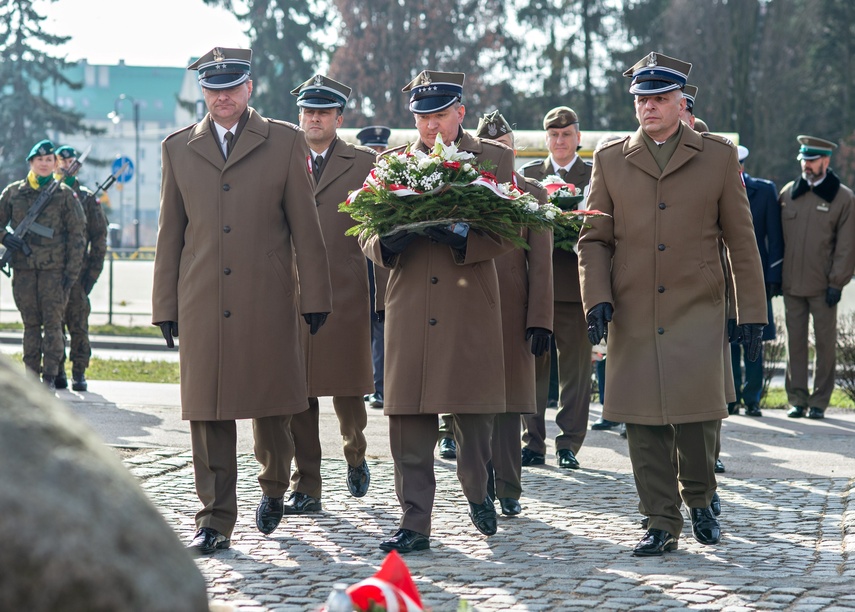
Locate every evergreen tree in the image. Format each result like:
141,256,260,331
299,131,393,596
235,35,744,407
0,0,96,186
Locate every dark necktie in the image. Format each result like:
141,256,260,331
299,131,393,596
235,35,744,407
313,154,324,180
224,131,234,158
558,168,569,182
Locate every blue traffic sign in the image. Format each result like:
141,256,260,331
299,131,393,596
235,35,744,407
112,156,135,183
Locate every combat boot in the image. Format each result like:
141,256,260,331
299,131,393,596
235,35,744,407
72,372,88,392
43,375,57,391
54,369,68,390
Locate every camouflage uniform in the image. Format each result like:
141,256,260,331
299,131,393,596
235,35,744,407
59,180,108,378
0,179,86,377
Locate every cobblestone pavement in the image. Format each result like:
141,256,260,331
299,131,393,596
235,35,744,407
125,448,855,611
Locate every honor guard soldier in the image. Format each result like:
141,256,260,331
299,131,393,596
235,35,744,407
53,145,108,392
519,105,598,469
780,136,855,419
579,52,767,556
269,75,376,525
0,139,86,390
476,110,554,517
152,47,332,555
356,125,392,409
362,70,516,553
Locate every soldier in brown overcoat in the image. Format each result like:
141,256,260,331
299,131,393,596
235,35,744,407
362,71,516,553
579,52,767,557
475,110,554,516
277,75,377,521
152,47,332,555
780,136,855,419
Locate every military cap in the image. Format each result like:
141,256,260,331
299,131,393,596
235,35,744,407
27,139,55,161
476,110,513,140
55,145,78,160
797,135,837,161
402,70,464,114
357,125,391,148
683,84,698,112
291,74,351,109
543,106,578,131
624,51,692,95
187,47,252,90
693,118,710,132
737,145,749,163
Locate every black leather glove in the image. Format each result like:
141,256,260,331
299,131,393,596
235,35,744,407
526,327,552,357
379,230,417,255
2,233,30,256
739,323,765,362
303,312,329,335
765,282,782,298
158,321,179,349
727,318,739,343
826,287,842,307
81,274,97,295
586,302,613,345
376,310,385,323
423,225,467,250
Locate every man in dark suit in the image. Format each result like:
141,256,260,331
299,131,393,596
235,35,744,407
728,145,784,418
520,106,598,471
152,47,332,555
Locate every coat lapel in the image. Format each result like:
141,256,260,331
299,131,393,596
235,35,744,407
624,128,661,179
661,126,702,179
223,109,268,171
187,118,225,171
315,137,354,196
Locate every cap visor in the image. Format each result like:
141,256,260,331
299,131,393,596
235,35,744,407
409,96,457,114
201,73,249,90
630,80,682,95
297,97,343,109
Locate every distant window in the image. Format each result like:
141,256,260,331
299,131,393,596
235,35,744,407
85,65,96,87
99,66,109,88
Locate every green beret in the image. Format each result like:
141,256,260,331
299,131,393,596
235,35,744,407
27,139,55,161
55,145,78,160
543,106,578,130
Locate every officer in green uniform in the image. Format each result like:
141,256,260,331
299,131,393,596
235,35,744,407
0,139,86,389
53,146,109,392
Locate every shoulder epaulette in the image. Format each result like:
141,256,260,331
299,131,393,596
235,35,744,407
597,137,625,151
520,159,544,169
701,132,734,147
164,123,196,142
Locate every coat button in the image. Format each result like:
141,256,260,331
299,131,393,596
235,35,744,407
222,184,230,192
431,277,438,284
657,327,664,334
224,268,231,275
223,226,231,233
224,310,231,318
659,202,666,209
658,286,665,293
429,318,437,325
658,244,665,251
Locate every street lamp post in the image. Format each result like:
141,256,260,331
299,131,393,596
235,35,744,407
108,94,141,249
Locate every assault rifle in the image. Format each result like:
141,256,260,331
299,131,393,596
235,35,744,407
78,160,128,216
0,148,90,277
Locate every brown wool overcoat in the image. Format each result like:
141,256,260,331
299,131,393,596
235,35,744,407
302,136,377,397
362,131,516,415
152,109,332,420
578,127,767,425
494,176,554,413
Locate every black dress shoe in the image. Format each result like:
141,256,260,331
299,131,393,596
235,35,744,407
808,407,825,419
727,402,740,415
744,403,762,417
469,498,498,535
187,527,230,555
690,506,721,545
521,447,545,466
55,370,68,390
438,437,457,459
591,417,622,431
632,529,678,556
347,460,371,497
255,495,284,534
711,492,721,517
379,528,430,553
557,448,580,470
714,458,726,473
788,405,806,418
367,392,383,408
71,374,88,392
282,491,322,514
498,497,521,516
